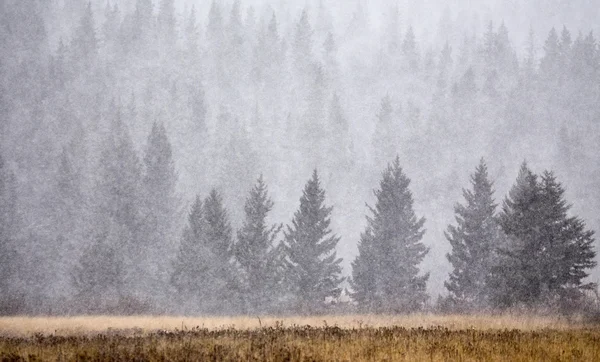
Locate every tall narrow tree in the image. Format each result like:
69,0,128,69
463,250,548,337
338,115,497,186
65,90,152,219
235,176,283,314
351,157,429,313
171,196,224,314
283,170,344,313
445,159,502,311
0,153,20,314
94,106,143,302
141,122,179,305
203,189,241,313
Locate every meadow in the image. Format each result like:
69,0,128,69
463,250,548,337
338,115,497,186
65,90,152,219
0,315,599,361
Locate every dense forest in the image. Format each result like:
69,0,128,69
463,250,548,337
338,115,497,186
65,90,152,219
0,0,599,315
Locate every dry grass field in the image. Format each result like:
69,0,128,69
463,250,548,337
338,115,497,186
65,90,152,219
0,315,599,361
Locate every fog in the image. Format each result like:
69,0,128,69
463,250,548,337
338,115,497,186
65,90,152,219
0,0,598,315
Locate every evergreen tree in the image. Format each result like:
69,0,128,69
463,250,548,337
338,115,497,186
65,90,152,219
492,163,597,309
283,170,344,313
131,0,154,50
445,159,502,311
0,153,20,314
235,176,284,314
558,26,572,69
293,8,313,74
157,0,176,48
540,27,560,81
351,157,429,313
490,163,539,308
207,0,224,46
71,2,97,68
171,196,224,314
102,1,120,46
402,26,418,71
140,122,179,304
49,146,86,305
184,5,199,57
203,189,241,313
95,106,144,299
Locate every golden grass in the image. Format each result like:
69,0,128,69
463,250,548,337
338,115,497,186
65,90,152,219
0,314,587,337
0,323,599,361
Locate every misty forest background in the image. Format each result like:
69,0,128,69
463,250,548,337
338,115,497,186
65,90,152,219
0,0,599,315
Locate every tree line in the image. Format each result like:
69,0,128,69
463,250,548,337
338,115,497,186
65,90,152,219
0,124,595,314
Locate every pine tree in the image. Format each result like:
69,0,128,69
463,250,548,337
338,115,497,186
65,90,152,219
351,157,429,313
539,27,560,81
203,189,241,313
235,176,284,314
171,196,224,314
0,153,20,314
537,171,596,302
184,5,199,57
207,0,224,46
445,159,502,311
132,0,154,50
491,162,539,308
157,0,176,48
492,163,597,309
140,122,179,304
50,146,86,305
102,1,120,46
283,170,343,313
71,2,97,68
402,26,418,71
95,105,143,300
293,8,313,74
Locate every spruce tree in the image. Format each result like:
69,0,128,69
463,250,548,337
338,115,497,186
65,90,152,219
491,162,540,308
402,26,419,71
184,5,199,57
141,122,179,304
540,27,560,81
351,157,429,313
283,170,344,313
537,171,596,301
235,176,283,314
203,189,242,313
492,163,597,309
445,159,502,311
0,153,19,314
94,105,143,301
157,0,176,48
71,2,97,68
171,196,223,314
